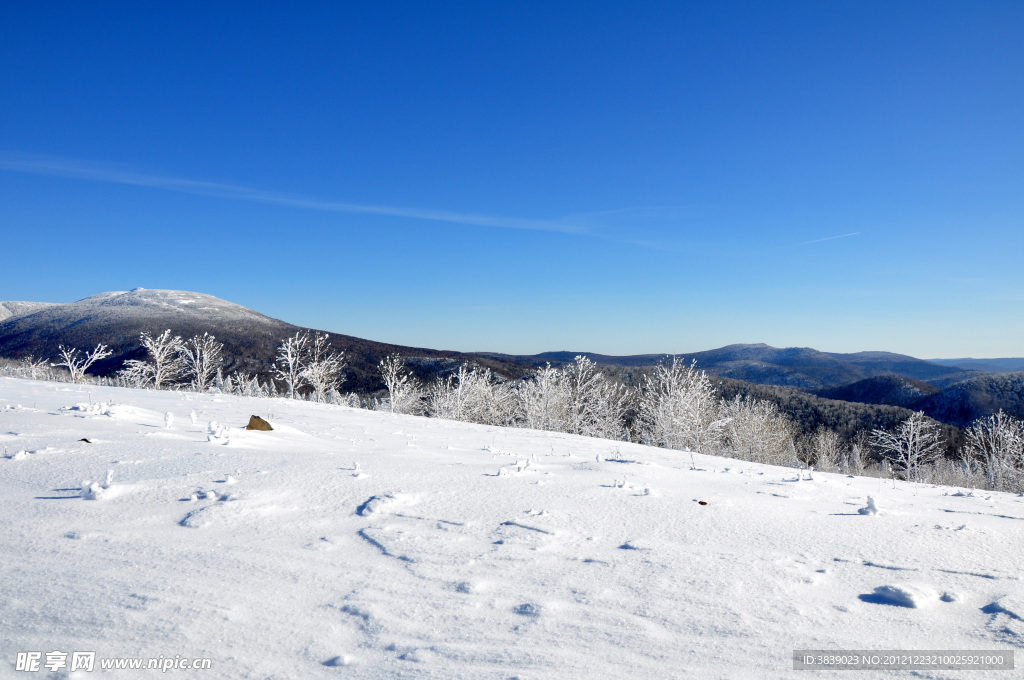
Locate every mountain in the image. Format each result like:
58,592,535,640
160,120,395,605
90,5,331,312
0,289,526,391
816,374,942,409
914,372,1024,427
812,373,1024,429
0,300,58,322
823,351,971,382
820,372,1024,436
930,357,1024,374
488,343,974,391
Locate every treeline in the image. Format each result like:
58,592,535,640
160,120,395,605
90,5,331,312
376,352,1021,492
4,331,1022,494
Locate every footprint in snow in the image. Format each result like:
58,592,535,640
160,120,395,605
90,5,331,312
323,655,354,666
356,492,419,516
452,580,487,594
306,536,341,551
513,603,541,617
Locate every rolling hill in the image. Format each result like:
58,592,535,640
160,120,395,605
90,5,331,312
914,372,1024,427
816,374,942,408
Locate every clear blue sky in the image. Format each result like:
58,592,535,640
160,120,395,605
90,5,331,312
2,1,1022,358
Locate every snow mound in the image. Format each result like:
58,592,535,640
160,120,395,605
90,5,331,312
80,481,106,500
59,402,161,423
103,404,160,420
207,422,310,448
858,496,880,515
60,402,106,414
867,583,939,608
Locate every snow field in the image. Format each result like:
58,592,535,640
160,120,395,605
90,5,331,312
1,377,1022,679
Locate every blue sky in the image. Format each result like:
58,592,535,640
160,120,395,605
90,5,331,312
1,2,1022,357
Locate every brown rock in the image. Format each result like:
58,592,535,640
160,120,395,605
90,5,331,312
246,415,273,431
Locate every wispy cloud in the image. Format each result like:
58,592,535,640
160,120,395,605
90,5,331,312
796,232,861,246
0,153,586,235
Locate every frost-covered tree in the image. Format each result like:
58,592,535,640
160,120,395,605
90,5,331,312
517,363,568,431
119,330,184,390
719,395,794,465
561,356,628,438
808,426,842,472
593,380,632,440
870,411,945,482
229,371,263,397
962,410,1024,493
379,353,421,415
21,355,51,380
300,332,346,403
426,364,516,426
844,443,866,475
55,343,113,383
141,330,184,389
427,365,472,421
273,331,310,399
178,333,223,392
562,356,604,436
636,358,722,454
467,368,517,426
117,360,151,389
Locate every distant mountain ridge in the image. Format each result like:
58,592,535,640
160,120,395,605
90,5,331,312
929,357,1024,374
2,289,1022,431
487,343,976,391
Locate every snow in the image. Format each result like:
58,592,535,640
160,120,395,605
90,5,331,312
1,376,1022,678
0,300,60,322
858,496,880,515
0,288,279,333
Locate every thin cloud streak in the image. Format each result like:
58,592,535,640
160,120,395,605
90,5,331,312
0,153,586,235
797,232,861,246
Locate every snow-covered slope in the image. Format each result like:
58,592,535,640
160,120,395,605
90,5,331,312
0,288,304,383
0,300,59,323
1,377,1021,678
0,288,281,331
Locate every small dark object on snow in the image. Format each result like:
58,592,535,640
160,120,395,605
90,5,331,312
246,415,273,431
78,438,91,443
698,500,708,506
